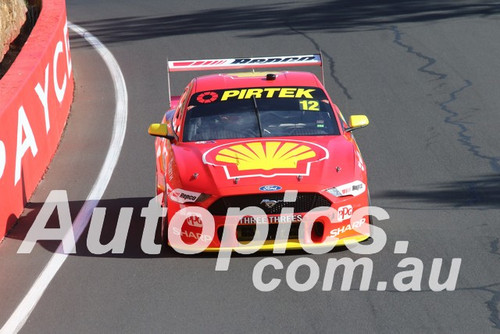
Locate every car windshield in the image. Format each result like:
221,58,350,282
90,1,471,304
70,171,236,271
183,86,340,142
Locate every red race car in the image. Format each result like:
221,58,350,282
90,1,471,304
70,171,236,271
148,54,371,252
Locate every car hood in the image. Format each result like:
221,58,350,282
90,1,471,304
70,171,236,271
172,136,361,196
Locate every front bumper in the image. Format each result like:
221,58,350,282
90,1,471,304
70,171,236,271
166,190,370,252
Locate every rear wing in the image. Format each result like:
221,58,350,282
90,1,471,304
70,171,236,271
166,54,324,108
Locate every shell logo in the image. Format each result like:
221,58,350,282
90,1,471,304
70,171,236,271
217,142,315,170
203,140,329,179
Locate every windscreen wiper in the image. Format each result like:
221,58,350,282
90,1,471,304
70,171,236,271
252,96,263,137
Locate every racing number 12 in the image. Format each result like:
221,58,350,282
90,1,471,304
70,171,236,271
299,100,319,111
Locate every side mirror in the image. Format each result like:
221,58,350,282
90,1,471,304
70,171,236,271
345,115,369,132
148,123,175,140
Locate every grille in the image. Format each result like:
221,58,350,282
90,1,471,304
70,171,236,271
208,192,331,216
236,223,301,242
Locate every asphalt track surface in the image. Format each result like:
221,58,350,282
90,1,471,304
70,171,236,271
1,0,500,333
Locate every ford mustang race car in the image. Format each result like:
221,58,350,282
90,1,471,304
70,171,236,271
148,54,371,252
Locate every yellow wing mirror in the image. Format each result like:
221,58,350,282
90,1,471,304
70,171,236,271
148,123,175,140
346,115,369,132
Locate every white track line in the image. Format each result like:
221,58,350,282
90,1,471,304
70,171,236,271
0,22,128,334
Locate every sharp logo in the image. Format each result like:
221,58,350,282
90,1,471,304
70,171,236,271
329,218,366,237
260,199,283,209
172,227,212,242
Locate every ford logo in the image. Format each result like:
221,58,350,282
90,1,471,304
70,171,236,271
259,185,282,192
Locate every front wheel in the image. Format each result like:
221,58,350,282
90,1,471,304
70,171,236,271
160,213,169,253
368,189,373,225
360,190,373,245
157,173,169,253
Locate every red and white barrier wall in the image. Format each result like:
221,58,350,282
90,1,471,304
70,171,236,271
0,0,73,239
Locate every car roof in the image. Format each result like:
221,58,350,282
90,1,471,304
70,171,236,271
192,71,323,93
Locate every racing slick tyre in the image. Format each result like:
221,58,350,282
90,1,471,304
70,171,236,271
368,189,373,225
361,190,373,245
156,174,169,254
160,214,169,254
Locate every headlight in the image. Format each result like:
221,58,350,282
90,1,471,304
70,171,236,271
169,188,211,203
325,181,366,197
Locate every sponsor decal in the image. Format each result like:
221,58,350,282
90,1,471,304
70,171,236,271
172,60,228,67
185,215,203,228
337,205,353,221
170,55,320,69
203,139,328,179
172,227,212,242
196,91,218,104
329,218,365,237
335,181,366,197
169,189,202,203
0,18,73,235
239,214,303,225
229,55,318,65
220,87,315,101
193,87,316,104
259,185,282,192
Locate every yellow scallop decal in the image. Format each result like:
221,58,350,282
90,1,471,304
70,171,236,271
203,140,328,179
